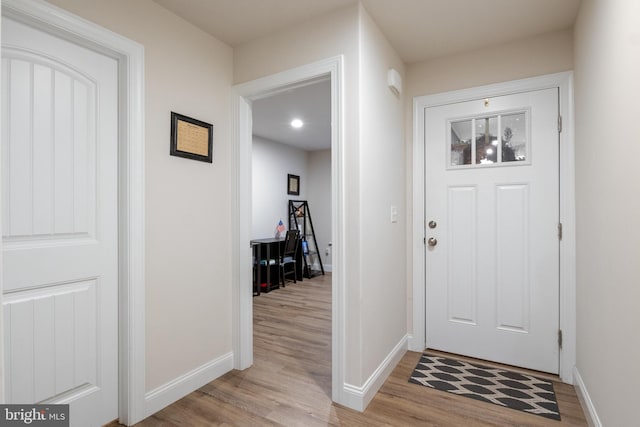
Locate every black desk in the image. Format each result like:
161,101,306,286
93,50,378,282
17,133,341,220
251,237,303,295
251,238,281,295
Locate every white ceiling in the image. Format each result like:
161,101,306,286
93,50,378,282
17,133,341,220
152,0,581,151
361,0,581,63
154,0,357,48
153,0,581,64
252,79,331,151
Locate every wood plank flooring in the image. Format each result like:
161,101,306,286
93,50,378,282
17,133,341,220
131,274,587,426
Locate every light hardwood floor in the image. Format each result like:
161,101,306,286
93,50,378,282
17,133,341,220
130,274,587,426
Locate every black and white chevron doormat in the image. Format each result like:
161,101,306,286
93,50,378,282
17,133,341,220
409,352,561,421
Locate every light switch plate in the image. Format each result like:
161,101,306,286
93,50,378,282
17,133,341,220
390,205,398,223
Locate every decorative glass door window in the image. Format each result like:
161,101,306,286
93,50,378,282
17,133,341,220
449,110,529,168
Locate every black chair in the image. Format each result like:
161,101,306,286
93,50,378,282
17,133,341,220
279,229,299,287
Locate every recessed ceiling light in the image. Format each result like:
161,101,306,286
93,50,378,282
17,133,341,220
291,118,303,128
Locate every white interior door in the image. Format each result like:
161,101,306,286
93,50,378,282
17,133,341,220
425,88,560,373
2,15,118,426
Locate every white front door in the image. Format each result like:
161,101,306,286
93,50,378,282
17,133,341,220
2,15,118,426
425,88,560,373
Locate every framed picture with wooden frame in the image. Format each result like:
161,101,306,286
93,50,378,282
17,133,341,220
170,112,213,163
287,174,300,195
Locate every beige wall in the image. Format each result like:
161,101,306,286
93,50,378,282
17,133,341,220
405,29,573,99
307,149,332,270
45,0,234,391
358,4,407,383
404,29,574,334
20,0,594,418
233,4,359,85
574,0,640,425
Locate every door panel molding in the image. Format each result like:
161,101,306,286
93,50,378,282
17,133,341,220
4,278,98,403
1,1,146,424
2,47,98,244
411,72,576,383
447,185,477,325
495,183,530,333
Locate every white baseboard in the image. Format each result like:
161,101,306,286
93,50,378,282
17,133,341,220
573,367,602,427
145,352,234,417
311,262,332,273
342,334,408,412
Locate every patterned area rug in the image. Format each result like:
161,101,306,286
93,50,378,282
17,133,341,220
409,352,561,421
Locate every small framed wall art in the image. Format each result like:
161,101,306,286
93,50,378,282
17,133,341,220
170,112,213,163
287,174,300,195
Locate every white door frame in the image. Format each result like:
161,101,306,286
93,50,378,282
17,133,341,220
0,1,146,424
231,56,347,404
410,72,576,383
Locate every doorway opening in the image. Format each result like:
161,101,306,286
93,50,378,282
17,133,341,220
251,78,333,396
232,56,346,405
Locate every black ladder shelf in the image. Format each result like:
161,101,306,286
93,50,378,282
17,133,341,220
288,200,325,278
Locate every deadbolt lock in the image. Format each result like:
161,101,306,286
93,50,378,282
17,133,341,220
428,220,437,229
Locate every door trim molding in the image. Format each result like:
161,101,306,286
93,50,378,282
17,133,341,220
231,55,347,404
0,1,146,423
411,72,576,383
